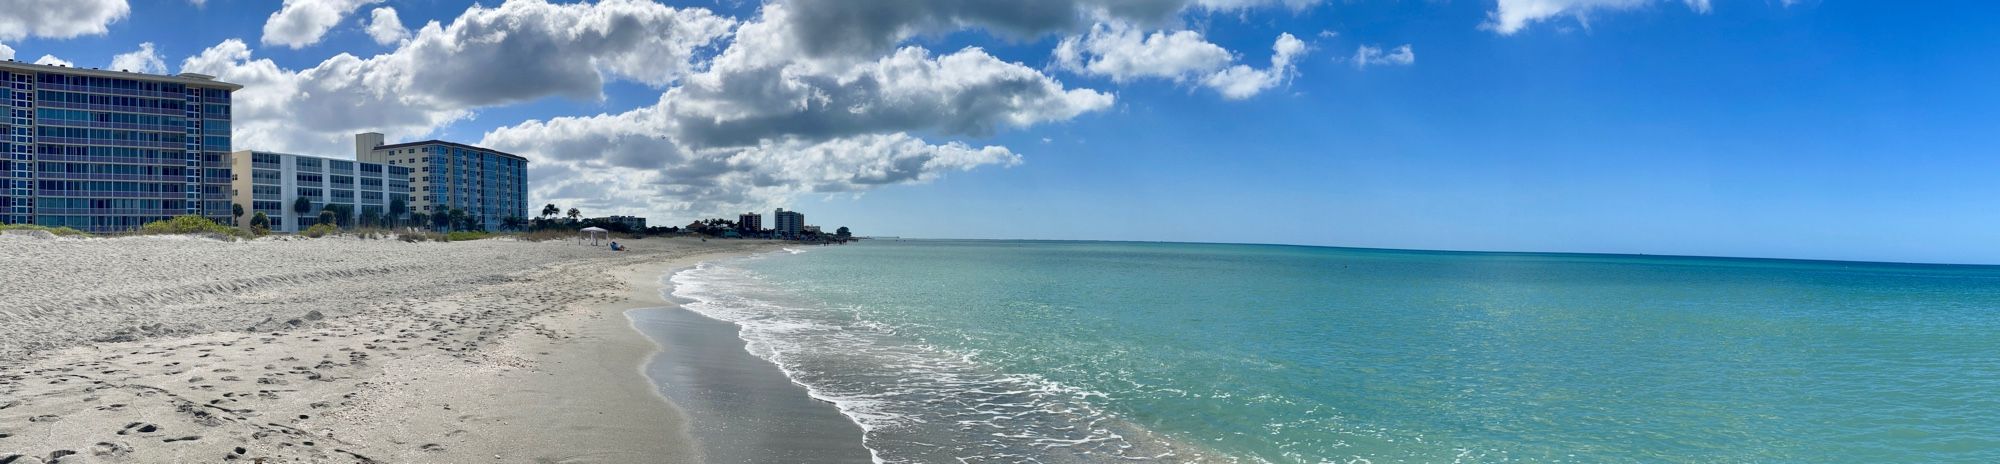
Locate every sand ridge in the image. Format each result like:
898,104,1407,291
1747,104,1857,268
0,235,777,463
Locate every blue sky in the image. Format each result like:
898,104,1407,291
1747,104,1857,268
5,0,1999,264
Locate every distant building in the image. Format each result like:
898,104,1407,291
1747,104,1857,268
1,61,241,232
356,133,527,231
738,212,762,231
592,215,646,230
228,150,411,232
803,225,821,235
773,208,804,237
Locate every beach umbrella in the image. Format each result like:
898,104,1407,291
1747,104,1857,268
581,226,609,246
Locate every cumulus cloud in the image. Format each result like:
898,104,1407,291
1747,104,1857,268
364,7,409,46
1054,22,1308,98
779,0,1321,58
109,42,166,74
262,0,383,48
183,0,737,155
1199,32,1306,99
0,43,12,61
1351,44,1414,69
1054,22,1233,83
1486,0,1712,35
34,55,73,67
0,0,129,41
479,4,1113,217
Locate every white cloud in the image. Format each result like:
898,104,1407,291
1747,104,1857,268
1054,22,1309,98
1486,0,1712,35
109,42,166,74
478,4,1113,217
34,54,73,67
1054,22,1233,83
778,0,1322,58
364,7,409,46
1351,44,1414,69
184,0,737,155
0,0,129,41
0,43,13,61
189,0,205,6
1199,32,1306,99
261,0,383,49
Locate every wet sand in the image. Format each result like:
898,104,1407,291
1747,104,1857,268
629,304,875,464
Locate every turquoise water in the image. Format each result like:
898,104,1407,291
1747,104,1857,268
671,240,2000,463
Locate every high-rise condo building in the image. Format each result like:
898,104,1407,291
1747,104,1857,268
738,212,762,231
774,208,804,237
354,133,527,231
1,61,240,232
228,150,412,232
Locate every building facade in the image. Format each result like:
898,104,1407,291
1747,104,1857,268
356,133,527,231
228,150,411,232
1,61,239,232
738,212,762,231
774,208,804,237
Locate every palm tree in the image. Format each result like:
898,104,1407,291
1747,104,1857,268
541,204,560,219
360,210,382,229
566,207,581,223
293,197,314,225
501,216,527,231
410,212,430,230
388,198,407,228
432,209,453,231
231,203,244,227
249,212,270,232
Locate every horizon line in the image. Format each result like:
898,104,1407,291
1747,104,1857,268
852,237,2000,269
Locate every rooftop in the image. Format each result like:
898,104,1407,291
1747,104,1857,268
371,139,529,162
0,60,244,91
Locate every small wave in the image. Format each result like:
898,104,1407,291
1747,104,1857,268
669,258,1215,463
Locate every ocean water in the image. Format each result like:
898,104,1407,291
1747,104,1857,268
669,240,2000,463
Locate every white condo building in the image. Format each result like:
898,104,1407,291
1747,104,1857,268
228,150,411,232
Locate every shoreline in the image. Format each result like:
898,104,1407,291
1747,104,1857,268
613,257,874,463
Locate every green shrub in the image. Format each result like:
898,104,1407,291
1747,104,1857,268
302,223,339,238
137,215,243,238
445,231,491,241
0,223,90,237
396,230,448,242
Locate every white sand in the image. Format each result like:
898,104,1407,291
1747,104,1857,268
0,234,777,463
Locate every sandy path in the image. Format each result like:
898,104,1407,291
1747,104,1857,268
0,235,776,463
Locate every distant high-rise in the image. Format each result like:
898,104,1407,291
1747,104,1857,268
355,133,527,231
774,208,804,237
739,212,762,231
1,61,240,232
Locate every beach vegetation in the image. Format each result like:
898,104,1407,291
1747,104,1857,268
318,210,338,229
249,212,271,235
446,231,492,241
137,215,246,239
293,197,313,218
302,222,339,238
0,223,91,237
396,230,448,242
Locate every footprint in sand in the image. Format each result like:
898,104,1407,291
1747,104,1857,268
117,422,161,436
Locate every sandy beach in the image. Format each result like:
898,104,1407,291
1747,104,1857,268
0,234,851,463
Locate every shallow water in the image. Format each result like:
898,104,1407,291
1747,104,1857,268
672,240,2000,463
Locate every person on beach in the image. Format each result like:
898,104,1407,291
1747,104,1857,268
610,241,624,251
